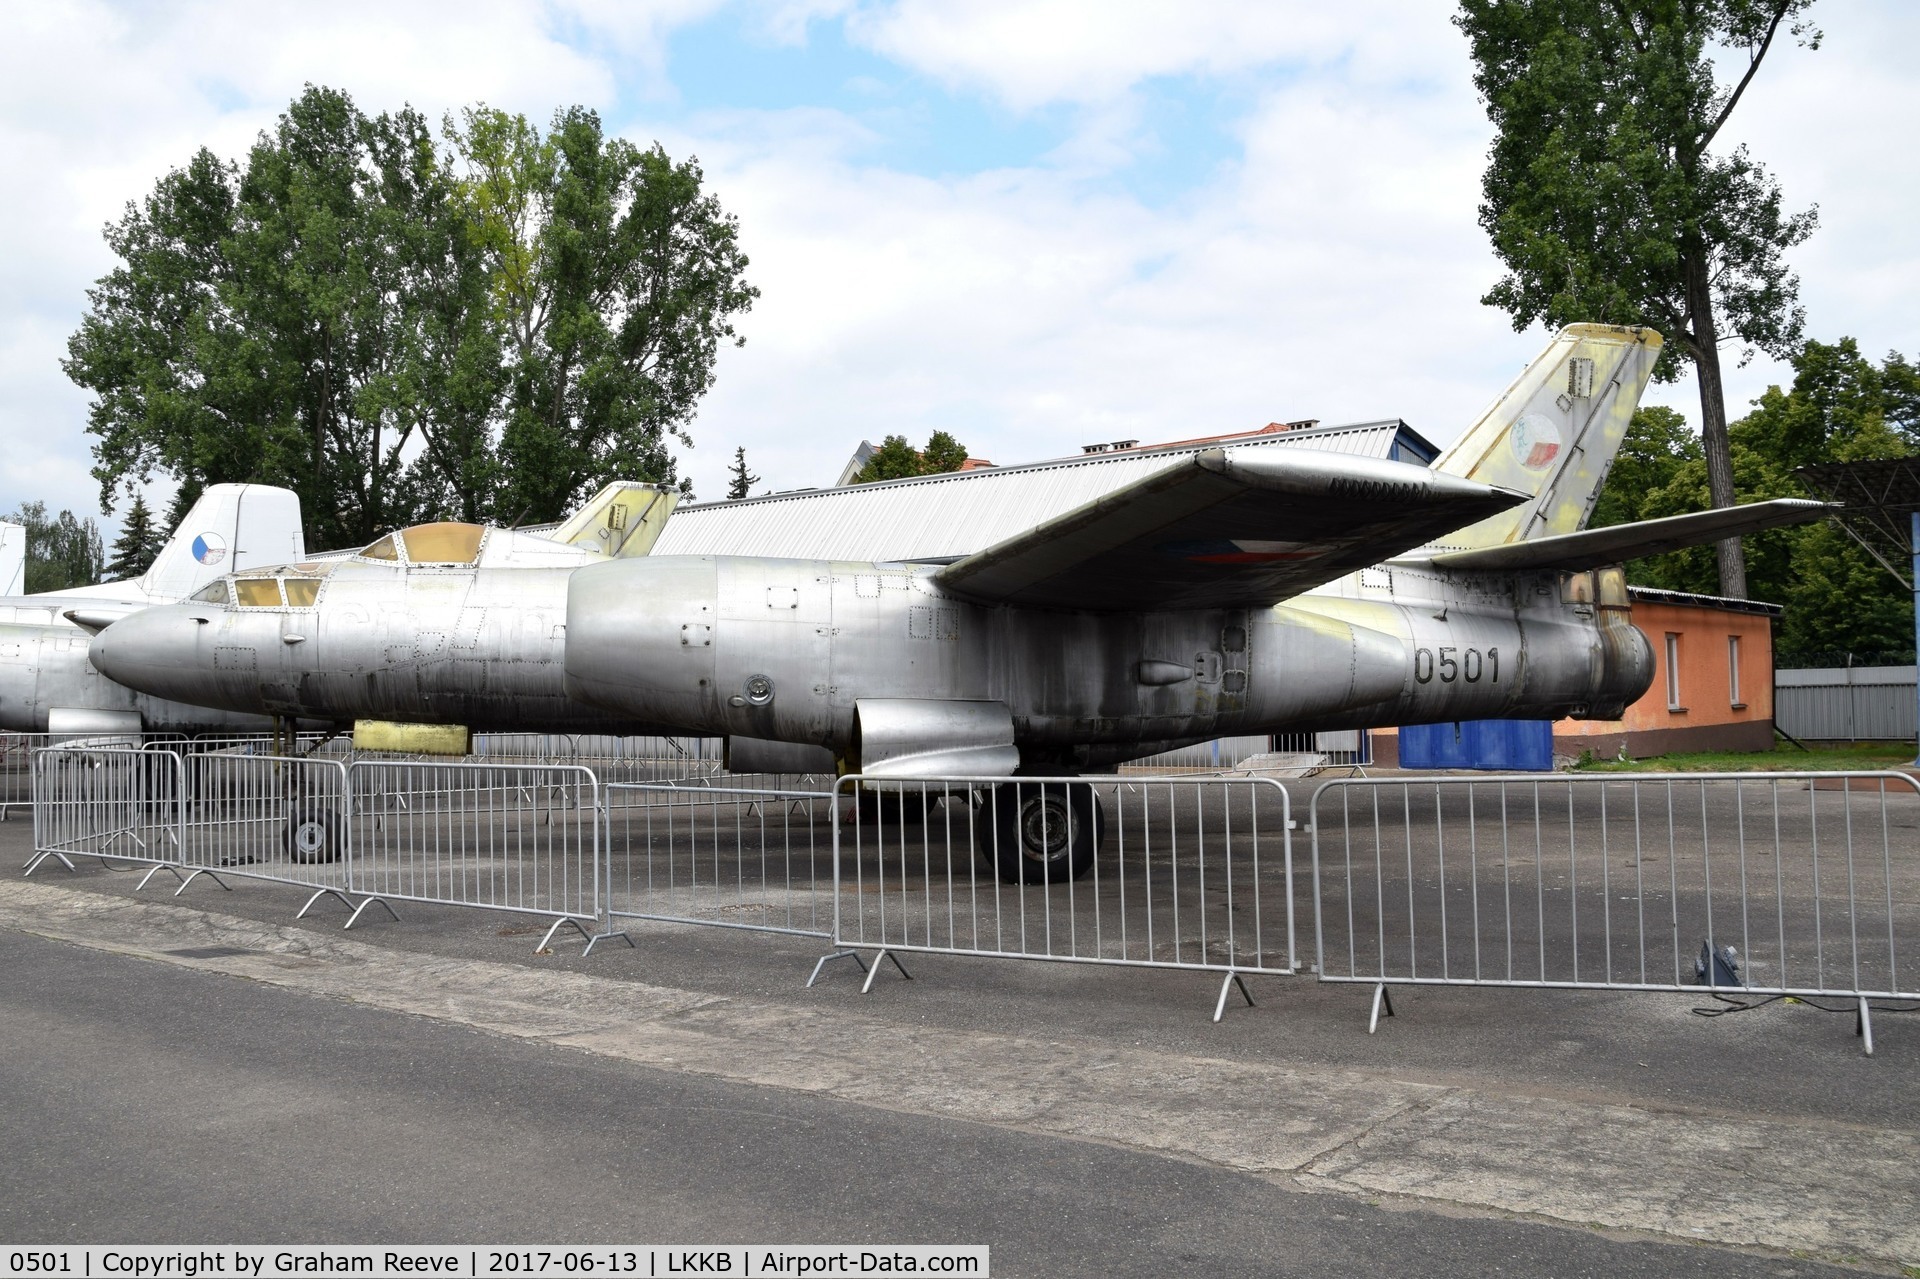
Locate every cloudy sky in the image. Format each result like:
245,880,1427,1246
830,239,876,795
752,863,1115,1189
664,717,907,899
2,1,1913,534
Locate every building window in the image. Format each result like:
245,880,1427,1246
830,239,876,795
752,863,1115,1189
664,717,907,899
1727,634,1743,708
1665,633,1683,711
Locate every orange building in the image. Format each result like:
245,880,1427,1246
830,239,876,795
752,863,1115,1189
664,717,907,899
1554,587,1780,758
1370,587,1781,765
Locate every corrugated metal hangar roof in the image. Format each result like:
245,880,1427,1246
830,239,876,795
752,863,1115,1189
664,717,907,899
656,418,1436,562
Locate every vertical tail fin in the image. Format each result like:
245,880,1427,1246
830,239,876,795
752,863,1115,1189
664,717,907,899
549,482,680,558
0,522,23,595
138,484,305,601
1430,324,1663,551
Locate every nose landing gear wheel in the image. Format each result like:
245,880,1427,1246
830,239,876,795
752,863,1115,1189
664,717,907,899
979,781,1104,883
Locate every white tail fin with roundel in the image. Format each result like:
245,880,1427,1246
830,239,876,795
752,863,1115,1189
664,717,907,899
137,484,305,601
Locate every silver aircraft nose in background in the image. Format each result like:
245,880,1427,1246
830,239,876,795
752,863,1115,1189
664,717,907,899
89,605,228,708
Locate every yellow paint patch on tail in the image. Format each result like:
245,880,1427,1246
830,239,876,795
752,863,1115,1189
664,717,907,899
1430,324,1663,552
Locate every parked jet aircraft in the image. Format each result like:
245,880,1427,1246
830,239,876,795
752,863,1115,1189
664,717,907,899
90,326,1833,879
557,325,1831,878
0,484,305,734
89,483,682,736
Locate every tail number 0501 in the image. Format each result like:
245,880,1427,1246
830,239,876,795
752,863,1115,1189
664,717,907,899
1413,646,1498,684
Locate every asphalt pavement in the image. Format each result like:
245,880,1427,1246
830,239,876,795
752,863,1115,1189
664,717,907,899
0,928,1857,1278
1,810,1914,1276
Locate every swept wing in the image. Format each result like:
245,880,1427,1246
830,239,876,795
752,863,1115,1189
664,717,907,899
932,447,1525,611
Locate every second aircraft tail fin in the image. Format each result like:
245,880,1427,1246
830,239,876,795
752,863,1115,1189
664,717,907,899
550,482,680,558
137,484,306,601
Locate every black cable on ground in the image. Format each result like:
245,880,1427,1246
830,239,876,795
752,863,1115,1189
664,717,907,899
1692,990,1920,1017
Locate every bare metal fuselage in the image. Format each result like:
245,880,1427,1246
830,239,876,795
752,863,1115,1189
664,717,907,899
89,562,669,735
563,555,1653,769
0,622,279,734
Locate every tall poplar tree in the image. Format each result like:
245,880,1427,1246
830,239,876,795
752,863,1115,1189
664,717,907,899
1456,0,1821,597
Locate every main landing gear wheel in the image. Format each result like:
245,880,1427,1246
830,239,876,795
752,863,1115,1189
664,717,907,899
285,803,341,864
979,781,1104,884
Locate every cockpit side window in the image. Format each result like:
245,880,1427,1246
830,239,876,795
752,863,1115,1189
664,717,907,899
398,522,485,565
361,534,400,562
282,579,321,608
233,578,283,608
1596,566,1630,609
1558,571,1596,605
192,581,231,605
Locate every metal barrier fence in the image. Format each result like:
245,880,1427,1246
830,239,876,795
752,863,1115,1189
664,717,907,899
1311,772,1920,1050
347,760,601,947
28,745,1920,1051
26,746,182,881
824,775,1295,1018
3,733,57,820
171,751,355,911
601,780,839,941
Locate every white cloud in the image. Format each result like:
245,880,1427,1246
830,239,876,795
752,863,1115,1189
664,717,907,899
0,0,641,527
665,30,1536,501
3,0,1915,536
840,1,1451,110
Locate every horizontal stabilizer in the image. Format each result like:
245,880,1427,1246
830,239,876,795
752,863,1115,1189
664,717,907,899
1428,499,1835,572
61,606,139,634
933,447,1525,611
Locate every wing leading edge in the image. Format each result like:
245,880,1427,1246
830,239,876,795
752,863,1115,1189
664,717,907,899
931,447,1526,611
1427,499,1835,572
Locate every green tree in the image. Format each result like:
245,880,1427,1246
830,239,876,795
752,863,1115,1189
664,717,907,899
67,88,469,549
451,105,758,524
920,430,968,474
1589,407,1701,531
1592,339,1916,655
850,432,972,484
66,87,757,547
3,502,104,593
1457,0,1821,598
104,492,164,580
852,436,922,483
725,446,760,500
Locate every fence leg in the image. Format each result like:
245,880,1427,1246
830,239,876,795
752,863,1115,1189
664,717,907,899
583,928,635,956
136,863,189,891
295,888,357,919
534,916,594,952
22,850,76,876
1857,997,1875,1058
1368,982,1396,1035
860,947,913,994
1212,970,1256,1023
173,868,231,896
343,896,400,929
807,949,868,987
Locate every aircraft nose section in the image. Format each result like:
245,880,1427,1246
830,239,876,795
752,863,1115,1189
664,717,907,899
90,606,213,696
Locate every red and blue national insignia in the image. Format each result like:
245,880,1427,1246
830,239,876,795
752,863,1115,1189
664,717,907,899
1156,539,1317,564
